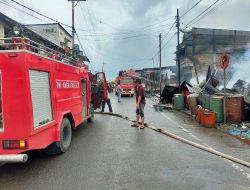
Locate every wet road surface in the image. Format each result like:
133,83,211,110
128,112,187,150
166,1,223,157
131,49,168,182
0,93,249,190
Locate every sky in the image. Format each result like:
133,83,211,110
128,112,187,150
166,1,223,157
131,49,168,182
1,0,250,81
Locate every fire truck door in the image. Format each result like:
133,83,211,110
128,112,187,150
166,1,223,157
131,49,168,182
81,78,88,118
95,72,108,100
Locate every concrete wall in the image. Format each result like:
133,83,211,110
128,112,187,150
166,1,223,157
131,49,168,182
26,24,72,49
0,23,4,38
26,25,59,46
59,27,72,48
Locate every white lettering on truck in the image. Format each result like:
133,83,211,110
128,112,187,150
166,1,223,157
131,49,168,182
56,80,80,89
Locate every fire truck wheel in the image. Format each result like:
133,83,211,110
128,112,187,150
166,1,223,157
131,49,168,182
44,118,72,155
58,118,72,153
87,104,94,123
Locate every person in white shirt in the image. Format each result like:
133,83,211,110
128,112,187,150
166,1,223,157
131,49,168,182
116,82,122,102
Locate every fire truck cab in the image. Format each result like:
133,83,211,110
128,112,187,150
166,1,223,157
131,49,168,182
0,37,107,163
116,76,135,96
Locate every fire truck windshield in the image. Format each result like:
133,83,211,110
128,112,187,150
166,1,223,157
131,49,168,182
120,79,133,85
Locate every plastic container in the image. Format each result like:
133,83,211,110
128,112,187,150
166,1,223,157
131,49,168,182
197,106,204,124
210,96,224,123
173,94,184,110
201,110,216,127
201,94,210,109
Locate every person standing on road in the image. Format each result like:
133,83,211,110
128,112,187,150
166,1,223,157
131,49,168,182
116,81,122,102
132,79,146,129
101,88,113,112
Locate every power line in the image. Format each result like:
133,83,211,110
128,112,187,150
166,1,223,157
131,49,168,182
186,0,229,27
76,2,101,65
79,8,175,36
5,0,174,42
0,0,49,24
76,3,175,37
162,22,176,41
150,20,176,60
77,26,153,68
185,0,222,28
161,32,177,50
9,0,72,28
96,17,175,35
4,0,94,70
75,22,174,38
75,32,95,71
180,0,204,18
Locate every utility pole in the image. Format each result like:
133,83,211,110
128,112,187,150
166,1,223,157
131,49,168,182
102,62,106,72
159,33,162,96
176,8,181,92
72,0,75,52
68,0,86,55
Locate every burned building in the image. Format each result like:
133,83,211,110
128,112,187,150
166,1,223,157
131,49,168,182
136,66,177,85
179,27,250,83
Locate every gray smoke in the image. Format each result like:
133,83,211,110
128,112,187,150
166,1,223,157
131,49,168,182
227,44,250,88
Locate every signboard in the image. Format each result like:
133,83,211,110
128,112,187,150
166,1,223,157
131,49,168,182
220,52,230,70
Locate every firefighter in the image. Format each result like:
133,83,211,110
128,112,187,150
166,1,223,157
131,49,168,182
64,46,72,57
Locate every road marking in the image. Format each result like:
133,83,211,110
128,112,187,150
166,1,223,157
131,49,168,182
157,109,250,179
98,110,250,179
225,160,250,180
159,112,202,142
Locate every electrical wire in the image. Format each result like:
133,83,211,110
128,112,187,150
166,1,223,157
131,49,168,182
76,2,175,37
161,33,177,50
185,0,222,28
75,32,95,71
0,0,164,71
76,3,159,65
180,0,204,18
79,7,175,36
150,21,176,60
186,0,229,27
9,0,72,28
0,0,49,24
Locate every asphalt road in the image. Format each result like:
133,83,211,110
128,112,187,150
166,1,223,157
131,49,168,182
0,94,249,190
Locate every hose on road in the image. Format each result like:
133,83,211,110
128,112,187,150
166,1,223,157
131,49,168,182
95,112,250,168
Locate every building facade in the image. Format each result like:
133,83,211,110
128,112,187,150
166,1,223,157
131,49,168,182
0,13,63,52
179,27,250,83
25,23,72,49
136,66,177,85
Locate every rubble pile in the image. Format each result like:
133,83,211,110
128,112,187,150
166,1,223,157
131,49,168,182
159,67,250,141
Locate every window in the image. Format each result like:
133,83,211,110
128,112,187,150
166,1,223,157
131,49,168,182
120,79,133,85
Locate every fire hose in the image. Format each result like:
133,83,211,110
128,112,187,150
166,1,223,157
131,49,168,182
95,112,250,168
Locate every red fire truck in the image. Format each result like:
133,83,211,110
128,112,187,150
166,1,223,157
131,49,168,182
0,36,107,163
116,76,135,96
115,69,140,96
